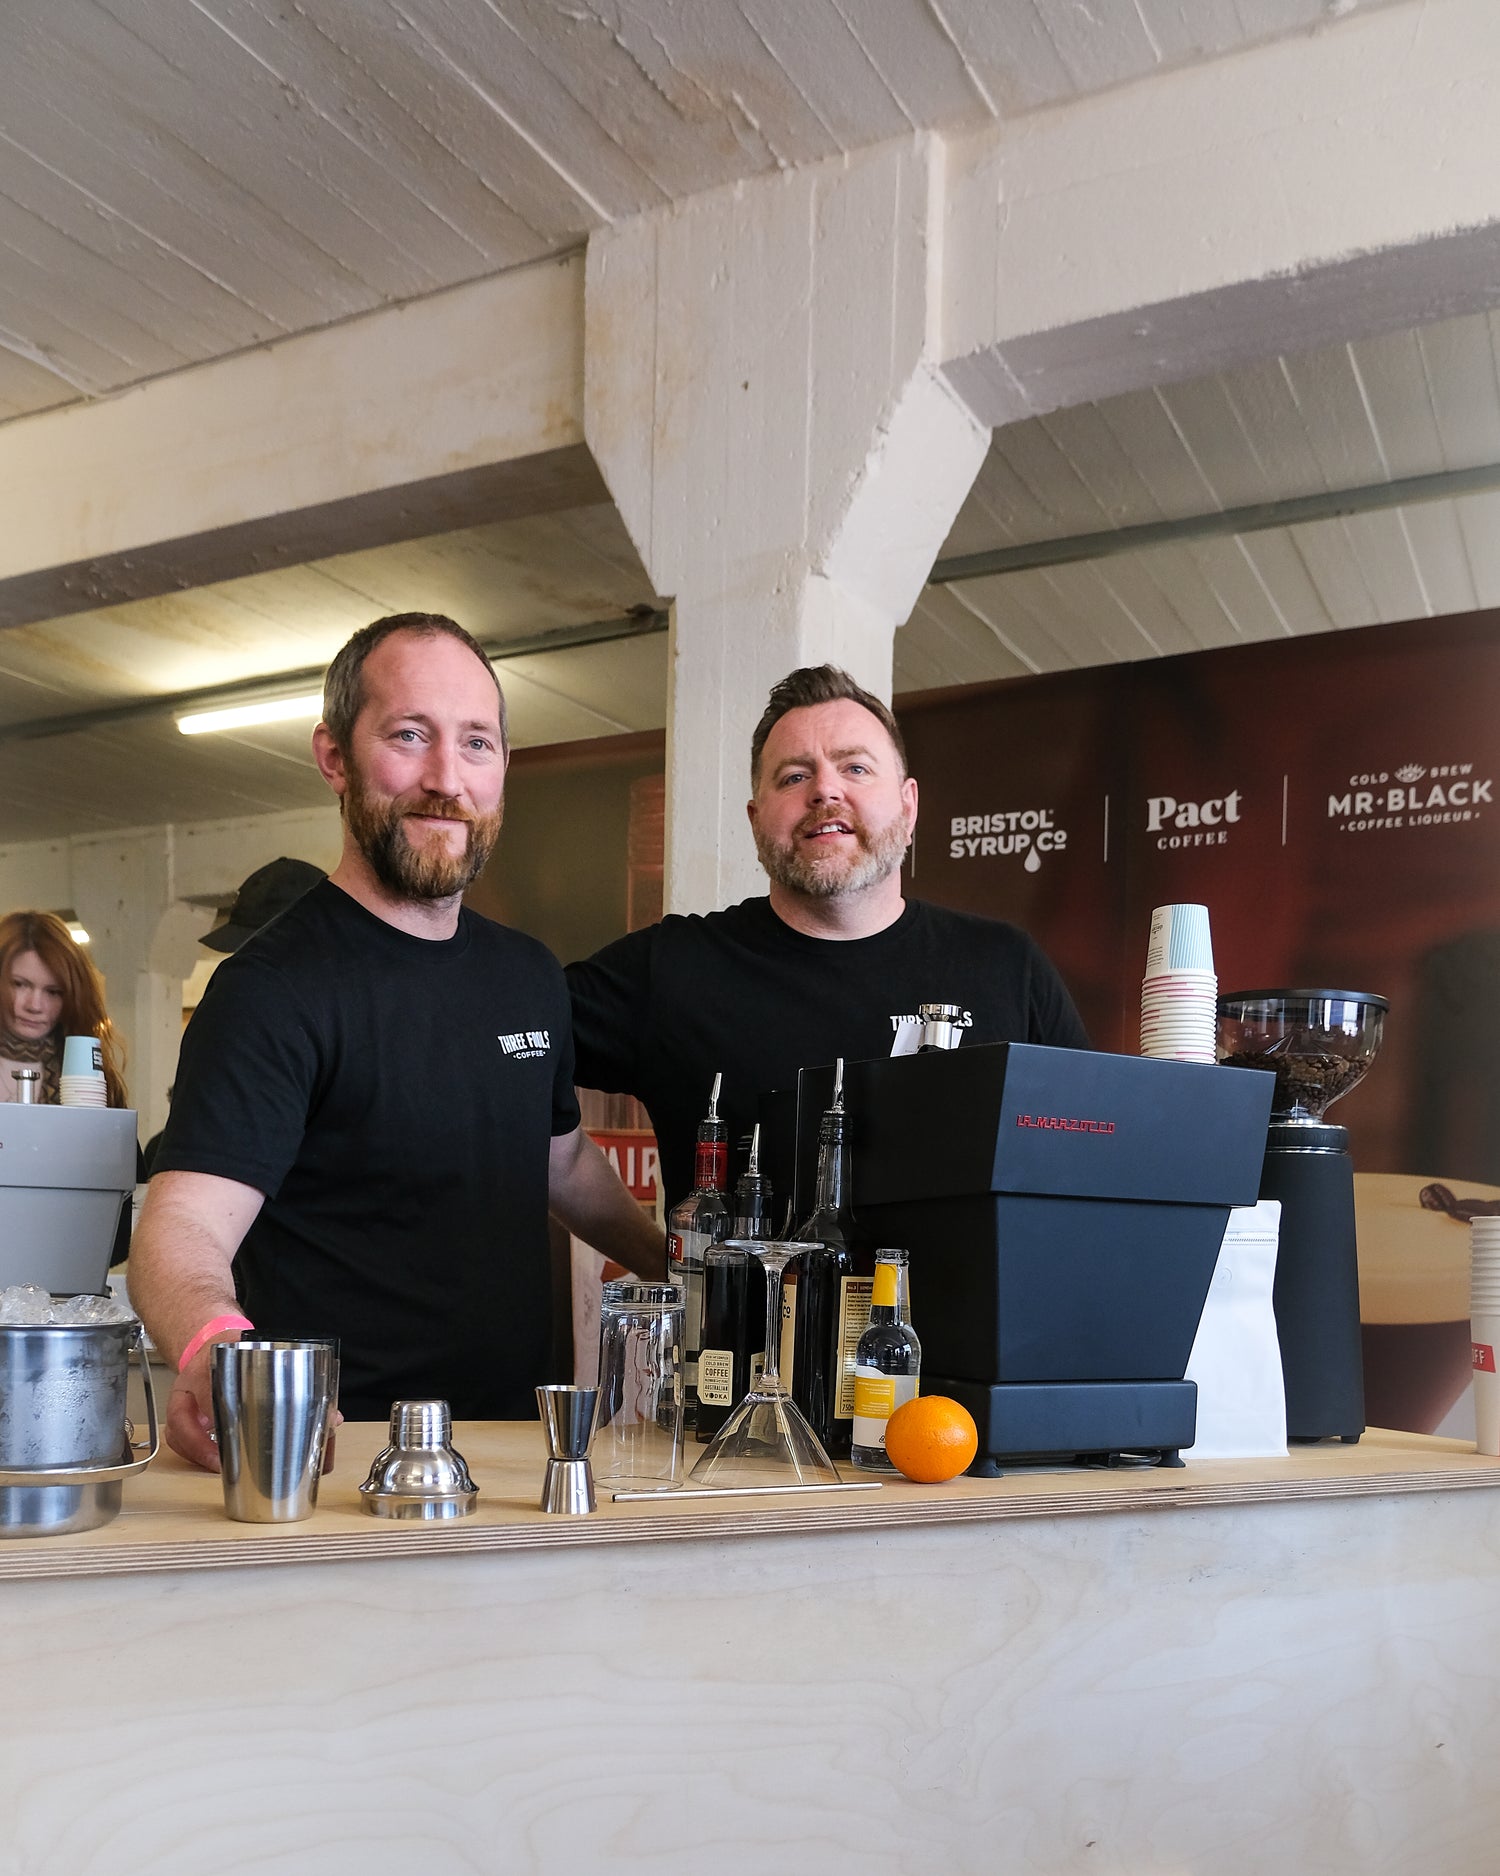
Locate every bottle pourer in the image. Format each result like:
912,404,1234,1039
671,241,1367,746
536,1384,600,1514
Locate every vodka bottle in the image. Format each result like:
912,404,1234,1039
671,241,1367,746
851,1250,921,1471
696,1125,772,1443
666,1072,728,1429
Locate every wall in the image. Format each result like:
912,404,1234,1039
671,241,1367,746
464,729,664,967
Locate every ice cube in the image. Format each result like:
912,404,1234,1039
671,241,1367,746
48,1292,137,1327
0,1284,58,1325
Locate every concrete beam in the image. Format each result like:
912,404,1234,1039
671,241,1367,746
942,0,1500,423
0,253,591,629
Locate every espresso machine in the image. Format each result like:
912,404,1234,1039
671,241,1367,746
1217,990,1387,1443
771,1044,1274,1470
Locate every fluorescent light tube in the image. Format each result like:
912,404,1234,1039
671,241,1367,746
177,693,323,736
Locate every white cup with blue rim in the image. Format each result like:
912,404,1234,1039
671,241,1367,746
59,1035,107,1107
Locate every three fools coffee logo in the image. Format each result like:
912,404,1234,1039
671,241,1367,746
948,809,1068,872
1327,763,1491,835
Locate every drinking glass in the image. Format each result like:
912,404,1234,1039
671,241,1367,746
689,1242,842,1488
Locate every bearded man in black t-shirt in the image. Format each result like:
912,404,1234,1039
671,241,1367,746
132,613,666,1470
567,665,1089,1211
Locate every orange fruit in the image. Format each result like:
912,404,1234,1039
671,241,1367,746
883,1395,979,1483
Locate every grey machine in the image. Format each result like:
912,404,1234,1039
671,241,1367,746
0,1105,138,1294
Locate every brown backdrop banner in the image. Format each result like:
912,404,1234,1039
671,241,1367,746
900,609,1500,1435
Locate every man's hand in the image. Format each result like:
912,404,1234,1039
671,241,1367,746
166,1353,222,1472
548,1126,667,1279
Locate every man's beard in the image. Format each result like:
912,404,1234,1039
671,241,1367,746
344,762,503,902
754,808,910,900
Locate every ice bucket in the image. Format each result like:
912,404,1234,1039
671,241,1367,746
0,1320,159,1537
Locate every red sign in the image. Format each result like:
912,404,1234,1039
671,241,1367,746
587,1128,659,1203
1474,1343,1495,1374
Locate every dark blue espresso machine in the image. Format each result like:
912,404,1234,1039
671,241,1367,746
771,1045,1274,1471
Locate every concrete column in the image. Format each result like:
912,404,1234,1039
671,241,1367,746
586,137,990,913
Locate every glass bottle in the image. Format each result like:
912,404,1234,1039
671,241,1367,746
696,1124,772,1443
851,1250,921,1471
791,1061,870,1461
666,1072,729,1430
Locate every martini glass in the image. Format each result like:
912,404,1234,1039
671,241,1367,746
689,1241,843,1488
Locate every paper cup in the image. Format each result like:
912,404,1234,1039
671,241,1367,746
61,1035,103,1077
1473,1320,1500,1457
1145,904,1214,975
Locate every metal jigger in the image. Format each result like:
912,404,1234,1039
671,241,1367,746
536,1384,599,1514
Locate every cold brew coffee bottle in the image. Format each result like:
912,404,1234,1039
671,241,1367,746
696,1124,772,1443
851,1250,921,1471
791,1061,870,1460
666,1072,729,1430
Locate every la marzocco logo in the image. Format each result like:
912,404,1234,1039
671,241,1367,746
498,1028,551,1061
1015,1113,1115,1134
948,810,1068,872
1327,763,1491,835
1145,790,1242,850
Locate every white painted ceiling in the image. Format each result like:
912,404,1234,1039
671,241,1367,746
901,308,1500,691
2,0,1483,844
0,0,1391,419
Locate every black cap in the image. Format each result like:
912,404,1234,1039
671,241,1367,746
202,857,326,953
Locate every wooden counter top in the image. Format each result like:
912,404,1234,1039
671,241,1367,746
4,1420,1499,1582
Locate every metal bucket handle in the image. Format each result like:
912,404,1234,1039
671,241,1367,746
0,1323,160,1488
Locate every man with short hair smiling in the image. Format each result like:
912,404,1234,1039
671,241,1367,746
132,612,665,1469
568,664,1087,1211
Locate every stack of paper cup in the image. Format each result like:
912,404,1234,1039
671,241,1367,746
1471,1218,1500,1456
1140,904,1217,1065
58,1033,107,1108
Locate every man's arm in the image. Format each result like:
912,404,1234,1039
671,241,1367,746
129,1169,266,1471
548,1125,666,1281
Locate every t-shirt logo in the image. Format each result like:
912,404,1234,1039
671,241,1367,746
497,1028,551,1061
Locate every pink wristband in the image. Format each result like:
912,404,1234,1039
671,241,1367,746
177,1313,254,1373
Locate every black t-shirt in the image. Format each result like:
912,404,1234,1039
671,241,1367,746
566,895,1088,1210
154,882,580,1420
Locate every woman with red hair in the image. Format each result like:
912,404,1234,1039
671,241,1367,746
0,911,128,1107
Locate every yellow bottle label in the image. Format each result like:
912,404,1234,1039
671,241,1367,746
854,1373,896,1418
834,1276,874,1419
852,1369,919,1451
779,1276,797,1392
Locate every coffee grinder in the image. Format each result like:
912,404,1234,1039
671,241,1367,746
1217,989,1388,1442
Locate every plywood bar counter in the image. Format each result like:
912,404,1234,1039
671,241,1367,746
3,1424,1498,1875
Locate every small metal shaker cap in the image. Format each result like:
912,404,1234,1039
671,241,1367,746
358,1398,477,1520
